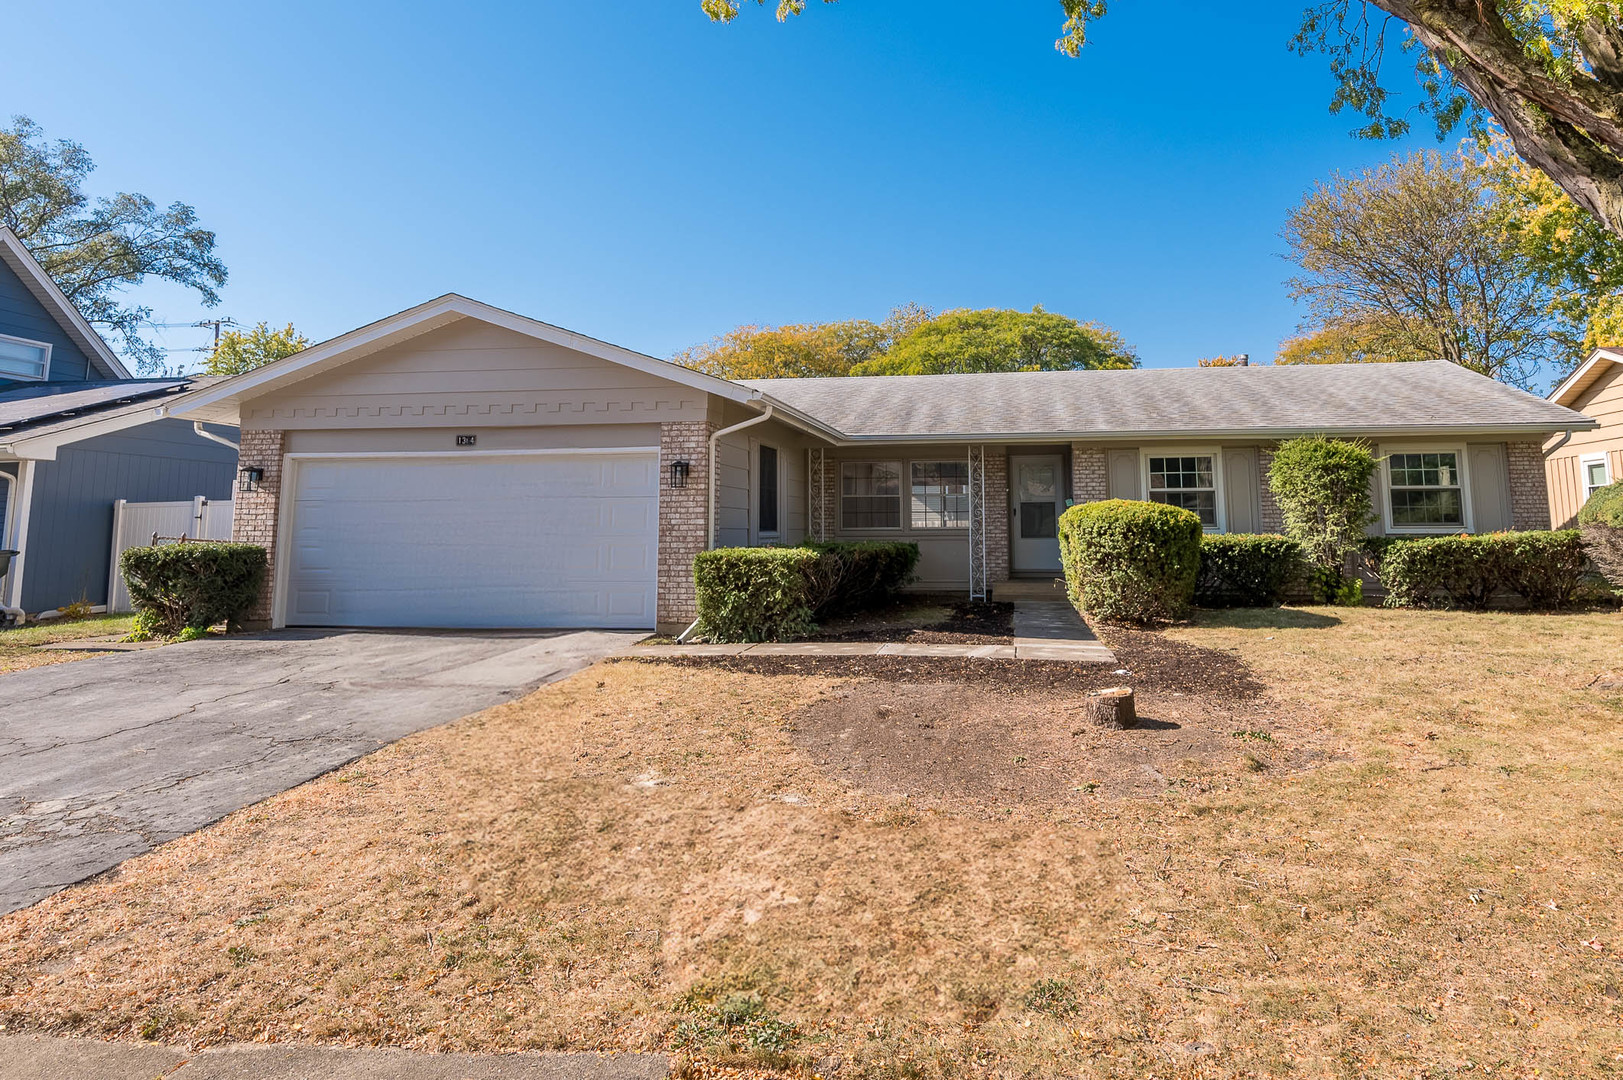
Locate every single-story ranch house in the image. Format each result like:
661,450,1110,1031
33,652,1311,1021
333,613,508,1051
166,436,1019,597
172,295,1595,633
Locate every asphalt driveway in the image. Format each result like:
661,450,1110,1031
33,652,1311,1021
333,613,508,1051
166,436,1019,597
0,628,641,914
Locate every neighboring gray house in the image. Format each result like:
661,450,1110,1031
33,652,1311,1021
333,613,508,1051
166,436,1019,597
172,294,1594,634
0,228,239,621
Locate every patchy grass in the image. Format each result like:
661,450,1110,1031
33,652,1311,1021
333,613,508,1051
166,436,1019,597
0,608,1621,1078
0,614,137,675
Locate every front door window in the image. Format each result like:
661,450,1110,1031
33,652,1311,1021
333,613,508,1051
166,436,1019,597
1017,463,1058,539
1009,455,1064,573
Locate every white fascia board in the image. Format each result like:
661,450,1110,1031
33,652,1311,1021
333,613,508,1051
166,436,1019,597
171,294,765,424
0,228,132,379
824,422,1600,444
0,398,220,461
1548,348,1623,407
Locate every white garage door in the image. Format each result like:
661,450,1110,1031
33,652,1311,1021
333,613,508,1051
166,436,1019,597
285,451,658,629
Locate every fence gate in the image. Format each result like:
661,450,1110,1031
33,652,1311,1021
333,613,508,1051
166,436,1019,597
107,497,234,613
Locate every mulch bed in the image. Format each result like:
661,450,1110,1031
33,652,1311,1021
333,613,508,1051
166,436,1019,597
807,600,1015,645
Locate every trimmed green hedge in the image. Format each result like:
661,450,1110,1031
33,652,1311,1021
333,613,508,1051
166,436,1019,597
1059,499,1203,625
1374,531,1587,610
693,540,920,643
1196,534,1302,608
120,542,268,637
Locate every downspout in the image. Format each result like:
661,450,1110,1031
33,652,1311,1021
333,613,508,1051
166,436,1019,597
675,405,776,643
1544,430,1574,457
192,422,239,452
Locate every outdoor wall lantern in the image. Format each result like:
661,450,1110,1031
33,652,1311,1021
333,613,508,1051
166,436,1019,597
670,460,691,488
238,465,264,493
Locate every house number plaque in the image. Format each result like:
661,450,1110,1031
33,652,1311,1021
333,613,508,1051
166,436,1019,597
456,434,477,447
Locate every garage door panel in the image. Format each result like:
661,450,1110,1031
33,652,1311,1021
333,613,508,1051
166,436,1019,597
285,453,658,629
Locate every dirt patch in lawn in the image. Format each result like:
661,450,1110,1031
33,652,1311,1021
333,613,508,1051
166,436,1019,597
788,678,1316,808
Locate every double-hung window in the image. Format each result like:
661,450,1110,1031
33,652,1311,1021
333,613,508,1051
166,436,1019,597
757,444,779,536
840,461,902,529
909,461,969,528
1388,451,1465,529
1146,454,1218,528
1583,454,1611,502
0,334,50,382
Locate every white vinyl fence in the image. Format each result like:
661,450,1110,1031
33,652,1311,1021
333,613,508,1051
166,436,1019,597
107,497,234,613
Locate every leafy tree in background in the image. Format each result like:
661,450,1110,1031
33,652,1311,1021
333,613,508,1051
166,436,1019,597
675,304,929,379
203,322,310,376
855,306,1138,375
1196,355,1249,367
705,2,1623,241
1281,150,1564,388
1275,316,1438,367
0,116,227,373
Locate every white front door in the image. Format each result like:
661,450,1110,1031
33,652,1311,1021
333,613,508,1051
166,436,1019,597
1010,454,1064,573
283,450,658,629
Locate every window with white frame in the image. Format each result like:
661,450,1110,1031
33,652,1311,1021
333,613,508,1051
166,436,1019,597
1583,454,1611,501
0,334,50,382
1387,451,1465,528
840,461,902,529
1146,454,1218,528
909,460,970,528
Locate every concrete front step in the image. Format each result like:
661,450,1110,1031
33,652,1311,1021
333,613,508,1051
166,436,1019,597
990,578,1068,601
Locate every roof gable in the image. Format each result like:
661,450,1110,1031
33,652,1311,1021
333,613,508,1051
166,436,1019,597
0,228,131,381
1549,348,1623,408
174,294,763,425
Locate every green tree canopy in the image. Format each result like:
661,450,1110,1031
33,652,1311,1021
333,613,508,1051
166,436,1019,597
855,306,1137,375
0,116,227,373
203,322,310,376
706,3,1623,240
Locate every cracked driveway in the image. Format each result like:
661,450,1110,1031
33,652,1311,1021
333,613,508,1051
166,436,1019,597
0,629,640,914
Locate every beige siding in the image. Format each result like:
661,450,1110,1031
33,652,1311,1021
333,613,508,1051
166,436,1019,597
241,319,709,431
282,424,661,454
712,416,816,547
1547,364,1623,526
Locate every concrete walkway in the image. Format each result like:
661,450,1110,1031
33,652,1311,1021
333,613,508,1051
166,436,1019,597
0,1035,667,1079
625,600,1116,664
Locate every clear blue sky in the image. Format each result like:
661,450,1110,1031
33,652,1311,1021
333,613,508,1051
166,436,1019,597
3,0,1435,370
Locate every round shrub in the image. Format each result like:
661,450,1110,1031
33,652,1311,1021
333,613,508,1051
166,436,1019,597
119,541,268,637
1058,499,1203,625
693,547,821,643
1578,480,1623,589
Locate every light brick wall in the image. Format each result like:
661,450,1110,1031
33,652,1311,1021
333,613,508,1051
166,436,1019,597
231,429,285,628
1069,444,1108,503
657,420,714,631
1258,446,1284,533
1507,440,1552,530
986,450,1010,583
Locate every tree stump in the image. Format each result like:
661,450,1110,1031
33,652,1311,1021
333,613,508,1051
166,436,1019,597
1081,686,1137,729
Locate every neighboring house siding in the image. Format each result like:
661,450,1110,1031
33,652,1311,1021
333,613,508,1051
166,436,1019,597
0,461,14,547
21,420,237,611
0,258,99,382
1547,364,1623,526
241,320,709,430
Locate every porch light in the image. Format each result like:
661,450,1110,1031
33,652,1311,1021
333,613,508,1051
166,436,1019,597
238,465,264,492
670,460,691,488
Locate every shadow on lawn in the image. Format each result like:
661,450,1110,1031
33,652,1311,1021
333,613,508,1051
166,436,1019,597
1193,607,1342,630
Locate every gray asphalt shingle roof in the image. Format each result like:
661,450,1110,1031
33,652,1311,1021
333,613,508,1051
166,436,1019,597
744,360,1591,440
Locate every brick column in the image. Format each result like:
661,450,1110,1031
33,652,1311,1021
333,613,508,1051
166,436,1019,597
231,429,285,629
1069,444,1107,503
658,420,714,632
1507,441,1552,530
1258,446,1284,533
985,450,1010,583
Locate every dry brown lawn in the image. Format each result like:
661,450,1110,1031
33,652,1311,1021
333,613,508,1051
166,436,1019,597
1,607,1621,1078
0,614,136,674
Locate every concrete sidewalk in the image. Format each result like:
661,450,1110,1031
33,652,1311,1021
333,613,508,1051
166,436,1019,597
624,600,1117,664
0,1035,668,1079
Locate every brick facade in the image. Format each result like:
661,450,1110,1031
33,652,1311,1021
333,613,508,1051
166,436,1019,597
985,450,1010,583
230,428,285,629
1258,446,1284,533
1506,440,1552,530
1069,444,1108,504
657,420,714,631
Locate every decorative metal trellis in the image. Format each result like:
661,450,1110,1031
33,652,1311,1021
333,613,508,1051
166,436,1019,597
808,447,829,541
967,444,987,600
